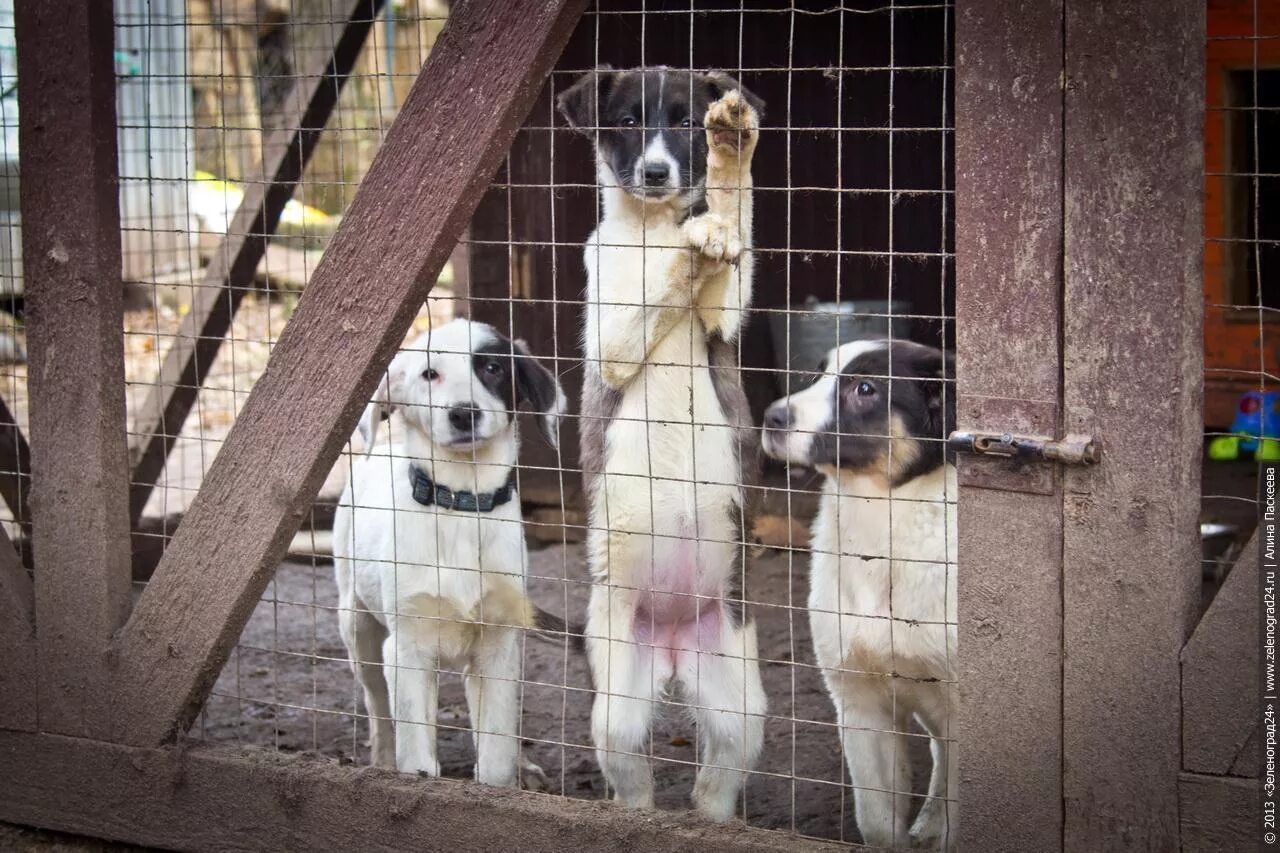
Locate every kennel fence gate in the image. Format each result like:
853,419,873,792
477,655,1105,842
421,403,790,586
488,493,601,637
0,0,1233,851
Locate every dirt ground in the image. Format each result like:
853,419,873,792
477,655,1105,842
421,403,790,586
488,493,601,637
196,543,936,845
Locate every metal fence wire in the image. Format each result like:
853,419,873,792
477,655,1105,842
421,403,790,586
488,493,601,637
0,1,958,848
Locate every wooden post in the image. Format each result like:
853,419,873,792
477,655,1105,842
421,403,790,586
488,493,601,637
109,0,589,746
16,0,132,739
955,3,1065,850
1062,0,1204,848
127,0,386,524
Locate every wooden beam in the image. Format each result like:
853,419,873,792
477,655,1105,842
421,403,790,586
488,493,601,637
1182,530,1258,775
0,733,835,853
127,0,386,524
0,395,31,532
0,523,34,731
1061,1,1204,848
955,3,1064,851
109,0,589,747
16,0,132,740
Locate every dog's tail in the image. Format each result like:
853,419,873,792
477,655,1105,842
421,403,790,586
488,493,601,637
529,605,586,653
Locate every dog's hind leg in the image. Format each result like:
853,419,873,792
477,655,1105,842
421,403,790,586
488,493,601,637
339,598,394,768
587,597,665,809
465,624,523,789
383,625,440,777
680,615,765,822
838,677,912,849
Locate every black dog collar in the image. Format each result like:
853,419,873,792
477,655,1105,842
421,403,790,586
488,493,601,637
408,465,515,513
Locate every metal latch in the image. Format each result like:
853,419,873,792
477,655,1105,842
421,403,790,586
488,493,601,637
947,431,1101,466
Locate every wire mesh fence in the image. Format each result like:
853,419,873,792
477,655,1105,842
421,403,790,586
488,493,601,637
1202,0,1278,601
0,1,958,848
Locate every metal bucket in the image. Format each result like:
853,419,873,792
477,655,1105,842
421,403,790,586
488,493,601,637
768,297,913,391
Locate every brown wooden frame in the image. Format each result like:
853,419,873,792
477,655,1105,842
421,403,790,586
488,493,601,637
0,0,1235,849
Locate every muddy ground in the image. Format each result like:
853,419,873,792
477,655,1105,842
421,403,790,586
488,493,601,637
197,543,935,845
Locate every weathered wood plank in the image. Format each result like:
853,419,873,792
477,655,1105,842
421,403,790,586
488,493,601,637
16,0,132,740
1178,772,1257,853
0,732,840,853
110,0,589,747
955,3,1065,851
0,523,34,731
127,0,386,524
1061,1,1204,848
0,395,31,532
1183,530,1258,776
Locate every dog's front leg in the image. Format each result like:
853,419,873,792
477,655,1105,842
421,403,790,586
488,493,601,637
910,685,959,851
838,677,912,848
465,624,523,789
382,629,440,777
336,600,395,768
587,243,712,389
690,89,759,341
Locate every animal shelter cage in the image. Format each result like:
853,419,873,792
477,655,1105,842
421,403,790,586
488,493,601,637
0,1,1256,851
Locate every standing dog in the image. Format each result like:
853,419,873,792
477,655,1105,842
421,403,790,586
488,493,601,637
761,340,958,850
333,318,568,788
558,66,766,821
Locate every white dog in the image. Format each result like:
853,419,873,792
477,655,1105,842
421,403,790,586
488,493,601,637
333,318,569,788
558,66,766,821
762,339,958,850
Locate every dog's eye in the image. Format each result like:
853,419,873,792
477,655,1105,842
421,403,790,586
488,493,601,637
678,116,694,129
482,360,503,376
856,381,876,397
620,116,638,128
422,368,439,381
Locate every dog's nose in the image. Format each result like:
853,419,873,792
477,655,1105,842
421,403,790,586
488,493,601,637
642,161,670,186
763,403,793,431
448,403,480,433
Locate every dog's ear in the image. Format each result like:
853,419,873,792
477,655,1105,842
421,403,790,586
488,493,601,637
512,338,568,450
705,72,765,121
916,347,956,443
557,64,615,133
357,354,407,453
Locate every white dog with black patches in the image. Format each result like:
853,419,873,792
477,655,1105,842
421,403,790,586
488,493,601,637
558,66,766,821
762,339,958,851
334,318,569,789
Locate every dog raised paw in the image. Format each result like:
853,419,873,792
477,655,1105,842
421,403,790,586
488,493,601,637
705,88,760,157
683,214,742,265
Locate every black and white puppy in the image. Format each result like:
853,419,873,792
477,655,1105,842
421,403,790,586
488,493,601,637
334,318,568,789
762,340,958,851
558,66,766,821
